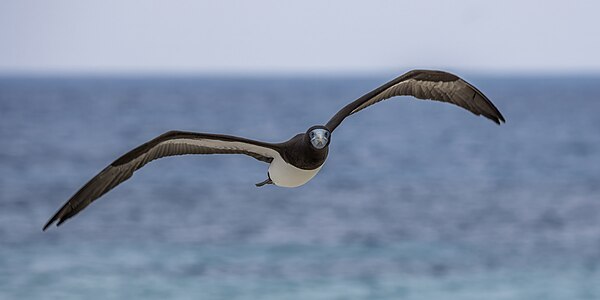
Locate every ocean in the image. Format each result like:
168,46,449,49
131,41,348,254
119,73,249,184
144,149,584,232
1,74,599,299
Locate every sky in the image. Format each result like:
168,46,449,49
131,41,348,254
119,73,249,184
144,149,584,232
1,0,599,75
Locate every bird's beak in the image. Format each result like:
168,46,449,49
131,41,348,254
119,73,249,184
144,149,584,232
311,132,328,149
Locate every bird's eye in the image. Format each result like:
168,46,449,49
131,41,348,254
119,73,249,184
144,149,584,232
310,132,315,138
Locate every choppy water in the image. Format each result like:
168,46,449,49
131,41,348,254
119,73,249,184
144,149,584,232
1,75,599,299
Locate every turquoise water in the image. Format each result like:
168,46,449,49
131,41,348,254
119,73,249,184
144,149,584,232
7,242,600,299
1,75,599,299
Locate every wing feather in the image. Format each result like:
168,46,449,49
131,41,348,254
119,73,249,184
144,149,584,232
325,70,505,132
43,130,280,230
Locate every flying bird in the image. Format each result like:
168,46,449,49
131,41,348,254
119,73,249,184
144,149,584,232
43,70,505,230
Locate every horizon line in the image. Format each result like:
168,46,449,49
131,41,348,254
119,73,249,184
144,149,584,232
1,68,600,79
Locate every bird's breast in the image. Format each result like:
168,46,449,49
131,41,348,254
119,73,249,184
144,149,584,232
268,155,323,188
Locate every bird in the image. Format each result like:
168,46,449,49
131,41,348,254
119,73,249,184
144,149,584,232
43,69,505,230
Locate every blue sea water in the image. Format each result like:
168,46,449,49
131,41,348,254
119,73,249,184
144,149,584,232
0,74,599,299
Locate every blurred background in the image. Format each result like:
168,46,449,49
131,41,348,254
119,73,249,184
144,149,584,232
1,1,599,299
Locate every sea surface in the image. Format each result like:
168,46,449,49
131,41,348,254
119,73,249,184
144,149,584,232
1,74,599,299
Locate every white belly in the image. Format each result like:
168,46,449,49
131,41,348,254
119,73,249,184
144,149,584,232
268,155,323,188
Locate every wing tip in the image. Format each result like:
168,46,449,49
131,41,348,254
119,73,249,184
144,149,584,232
498,115,506,124
42,205,70,231
42,215,69,231
42,217,57,231
485,113,505,125
493,111,506,125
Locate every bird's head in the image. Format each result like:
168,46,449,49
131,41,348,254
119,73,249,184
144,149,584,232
306,126,331,150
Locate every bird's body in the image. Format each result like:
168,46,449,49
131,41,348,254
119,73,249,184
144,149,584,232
43,69,505,230
268,156,324,188
268,128,330,187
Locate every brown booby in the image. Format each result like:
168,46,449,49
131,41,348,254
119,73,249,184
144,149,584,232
43,69,505,230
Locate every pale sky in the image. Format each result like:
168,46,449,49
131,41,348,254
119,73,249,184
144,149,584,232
1,0,599,74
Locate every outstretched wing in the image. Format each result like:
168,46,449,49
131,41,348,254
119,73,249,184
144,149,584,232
325,70,505,132
43,130,281,230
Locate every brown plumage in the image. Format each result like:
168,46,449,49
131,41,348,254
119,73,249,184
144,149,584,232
43,131,282,230
325,70,504,132
43,69,505,231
